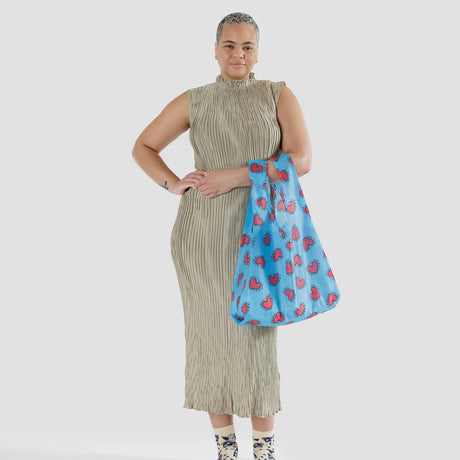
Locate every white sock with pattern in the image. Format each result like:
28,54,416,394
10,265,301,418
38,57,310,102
252,428,275,460
213,423,238,460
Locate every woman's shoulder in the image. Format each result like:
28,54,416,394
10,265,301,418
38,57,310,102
261,79,287,106
265,78,287,90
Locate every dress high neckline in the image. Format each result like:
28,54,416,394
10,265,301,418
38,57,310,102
215,72,256,89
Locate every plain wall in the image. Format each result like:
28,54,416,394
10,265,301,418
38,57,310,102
0,0,458,459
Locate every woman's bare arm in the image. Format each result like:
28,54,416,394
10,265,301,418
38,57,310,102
132,90,206,194
277,86,312,175
230,85,312,188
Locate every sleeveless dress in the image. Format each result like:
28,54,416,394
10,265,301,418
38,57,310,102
170,72,286,418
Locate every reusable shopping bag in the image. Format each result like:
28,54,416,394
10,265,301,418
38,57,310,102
230,153,341,326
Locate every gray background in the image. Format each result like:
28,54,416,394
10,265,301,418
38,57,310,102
1,0,458,459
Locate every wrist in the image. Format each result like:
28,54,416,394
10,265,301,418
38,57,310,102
267,159,281,184
232,166,251,188
231,161,281,189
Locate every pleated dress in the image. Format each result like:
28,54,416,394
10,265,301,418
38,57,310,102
170,72,286,418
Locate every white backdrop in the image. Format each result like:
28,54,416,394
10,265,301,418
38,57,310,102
1,1,458,459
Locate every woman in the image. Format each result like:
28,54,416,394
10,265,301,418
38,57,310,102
132,12,312,460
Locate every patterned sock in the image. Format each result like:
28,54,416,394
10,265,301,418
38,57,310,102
213,423,238,460
252,428,275,460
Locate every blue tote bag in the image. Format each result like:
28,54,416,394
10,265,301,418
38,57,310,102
230,153,341,326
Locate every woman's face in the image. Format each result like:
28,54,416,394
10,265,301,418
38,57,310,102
215,24,258,80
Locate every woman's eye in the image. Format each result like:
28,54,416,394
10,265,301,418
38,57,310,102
223,45,253,50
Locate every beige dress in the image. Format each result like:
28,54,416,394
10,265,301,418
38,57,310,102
170,72,286,418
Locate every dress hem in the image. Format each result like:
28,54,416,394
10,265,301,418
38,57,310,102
182,400,282,419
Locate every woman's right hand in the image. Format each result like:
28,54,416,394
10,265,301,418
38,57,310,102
170,170,208,195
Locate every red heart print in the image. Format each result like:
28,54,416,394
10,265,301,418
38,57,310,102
291,226,299,239
285,289,294,300
286,241,293,250
244,252,250,263
254,214,263,225
262,296,272,309
248,320,260,325
242,280,246,291
278,170,289,181
269,211,275,222
251,163,263,172
296,277,305,288
256,198,266,209
242,303,248,314
231,291,234,301
287,201,295,213
304,206,309,214
238,273,243,285
274,312,284,323
269,274,279,285
328,269,335,279
249,278,261,289
295,303,305,316
307,312,317,319
237,296,240,307
310,287,320,299
255,256,265,268
307,261,318,273
303,237,314,250
328,293,338,306
286,261,293,274
263,233,270,245
281,189,285,201
278,200,286,211
293,254,302,265
240,234,250,246
273,248,283,261
279,228,285,238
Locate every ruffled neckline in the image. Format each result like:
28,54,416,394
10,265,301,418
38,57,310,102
215,72,256,89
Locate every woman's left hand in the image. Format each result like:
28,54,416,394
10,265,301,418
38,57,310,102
194,168,235,199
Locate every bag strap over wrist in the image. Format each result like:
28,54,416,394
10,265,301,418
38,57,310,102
248,159,271,222
248,153,297,227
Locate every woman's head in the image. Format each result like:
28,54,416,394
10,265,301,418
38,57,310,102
215,12,259,81
216,12,259,44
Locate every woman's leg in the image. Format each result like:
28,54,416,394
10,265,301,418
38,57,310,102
251,414,274,431
208,412,274,430
208,411,234,428
252,415,276,459
209,412,238,458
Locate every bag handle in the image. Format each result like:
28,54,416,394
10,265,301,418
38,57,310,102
271,153,302,214
248,153,298,228
248,159,272,224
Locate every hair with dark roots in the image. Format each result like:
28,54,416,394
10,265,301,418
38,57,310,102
216,12,259,44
